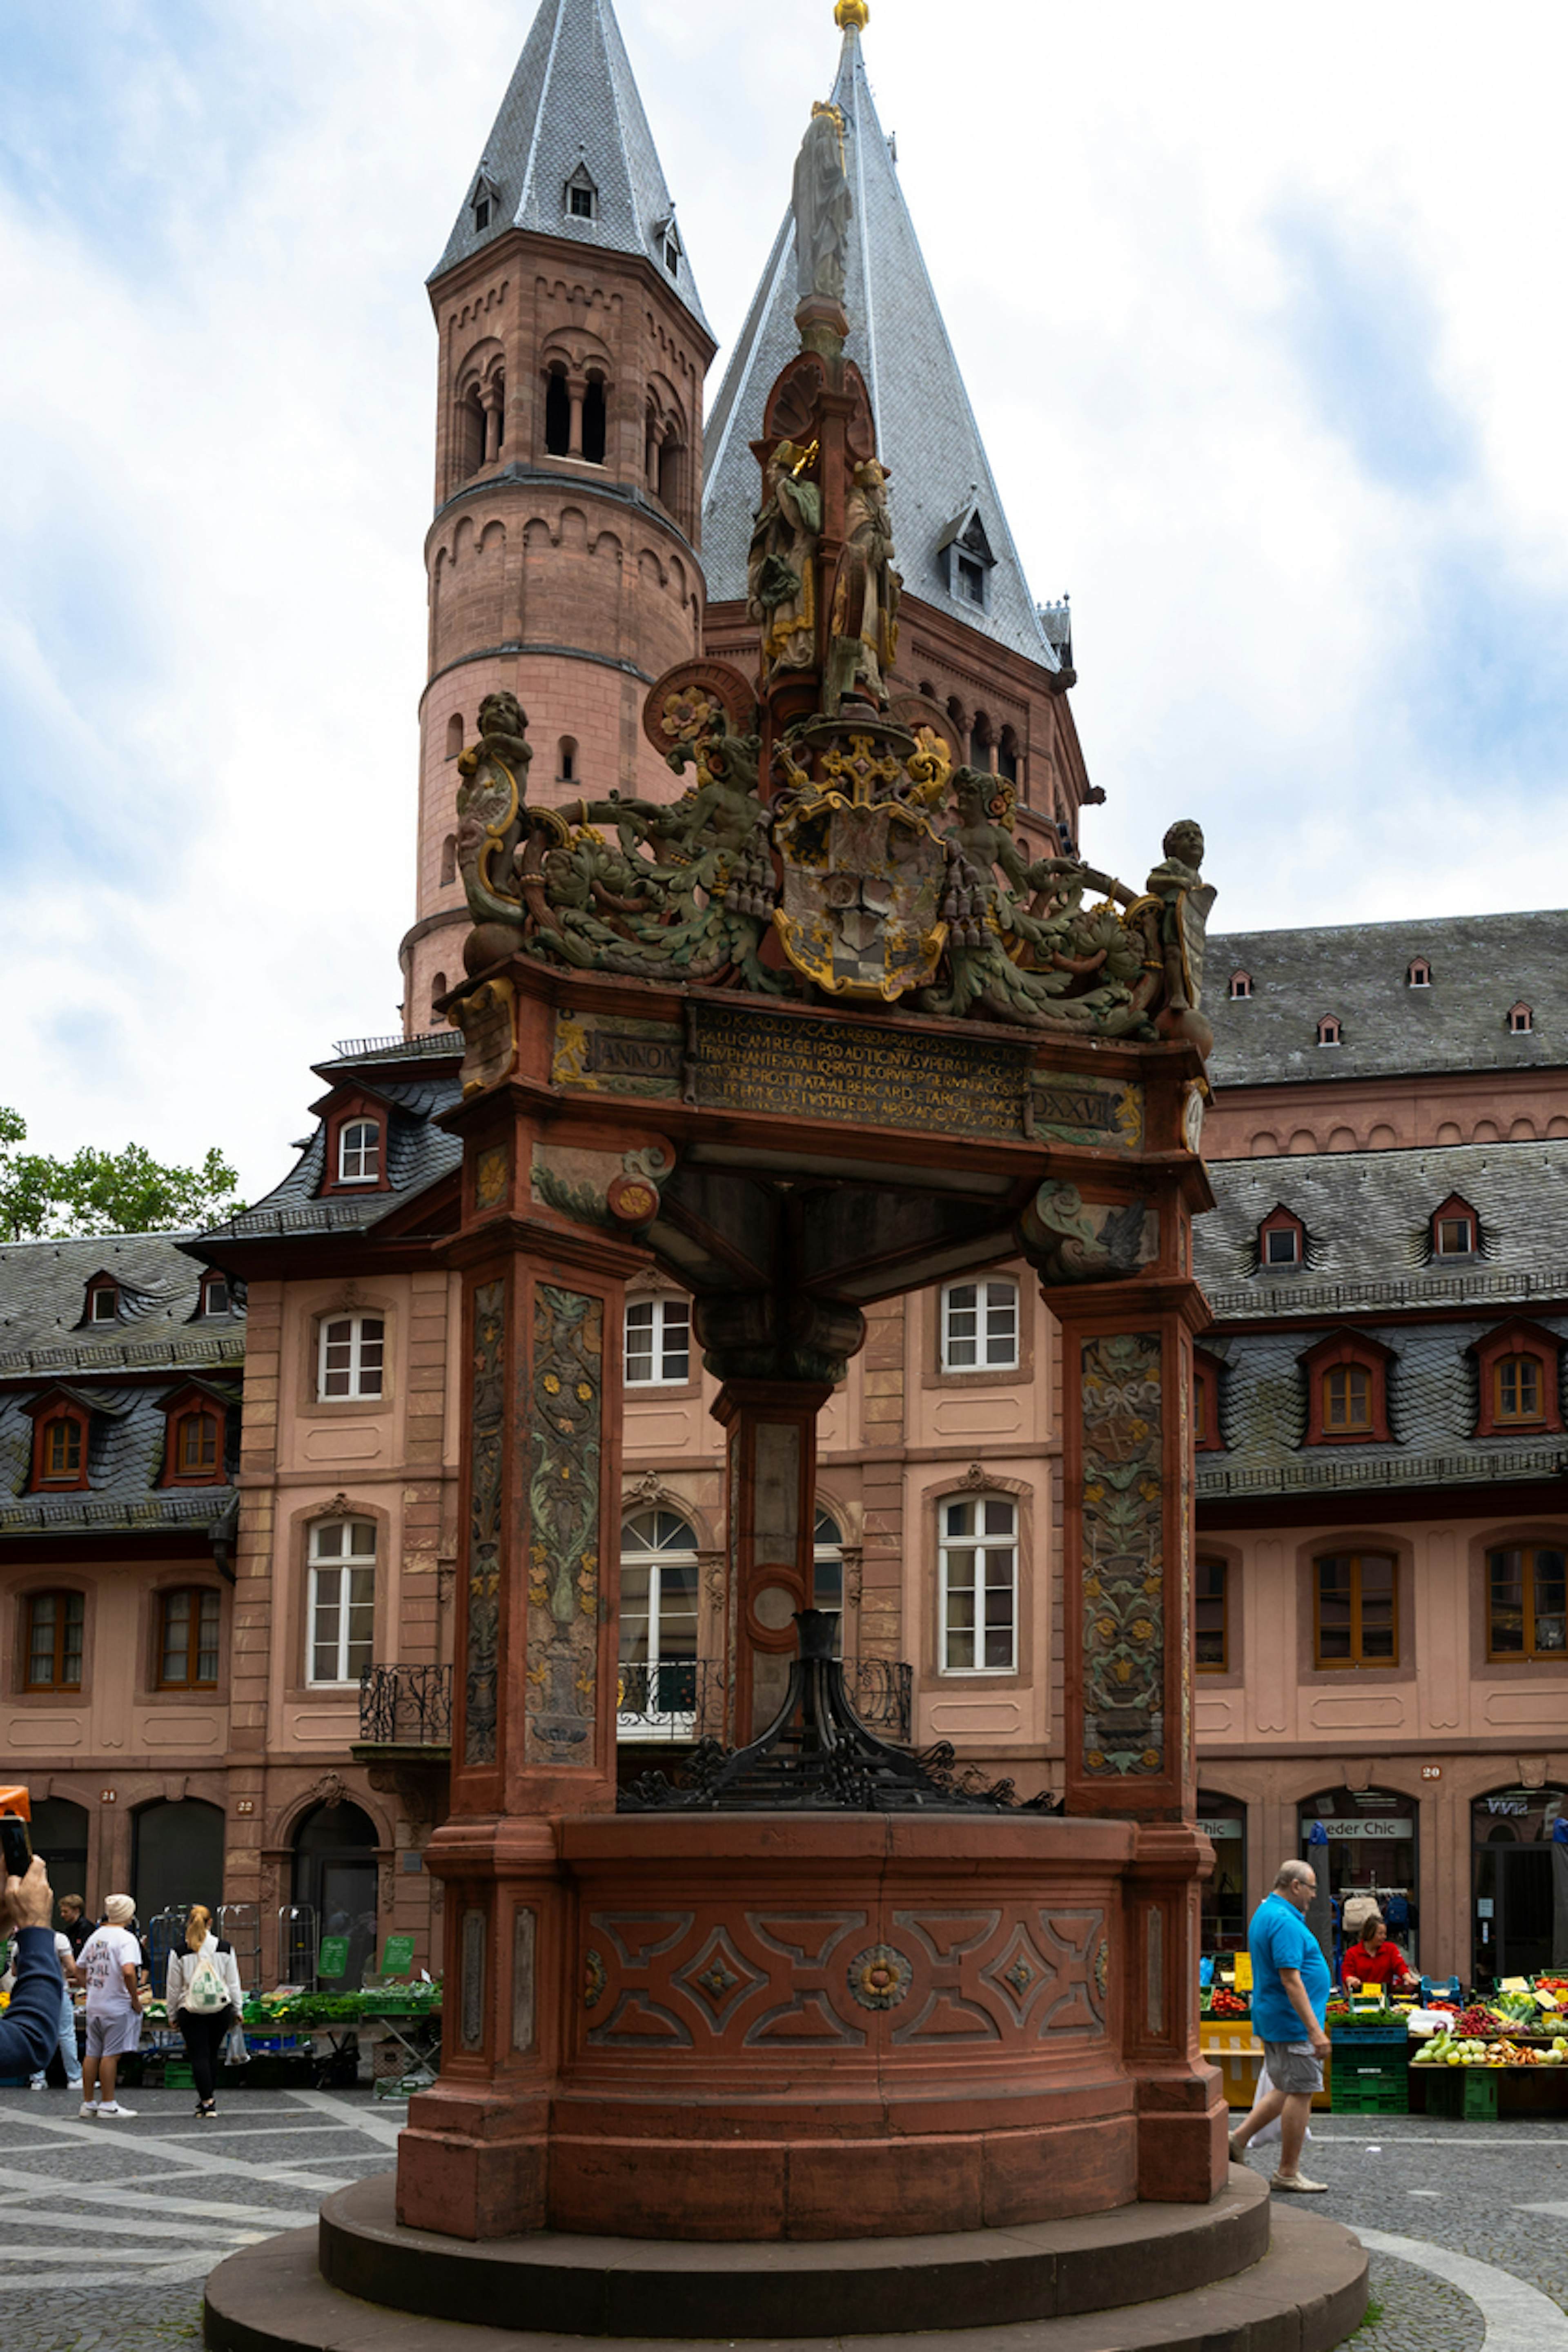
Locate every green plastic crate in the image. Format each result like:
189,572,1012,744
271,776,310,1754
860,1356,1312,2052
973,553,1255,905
1421,2066,1499,2122
1330,2069,1409,2115
163,2061,194,2089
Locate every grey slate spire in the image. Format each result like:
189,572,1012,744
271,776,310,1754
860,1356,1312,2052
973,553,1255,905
702,25,1058,669
432,0,710,337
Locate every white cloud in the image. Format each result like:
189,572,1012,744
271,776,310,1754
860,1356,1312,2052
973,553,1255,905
1,0,1566,1202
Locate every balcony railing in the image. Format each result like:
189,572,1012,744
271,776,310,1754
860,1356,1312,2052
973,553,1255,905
616,1657,912,1745
356,1657,912,1751
359,1664,453,1749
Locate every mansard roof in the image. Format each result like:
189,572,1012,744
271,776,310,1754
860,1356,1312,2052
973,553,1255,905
702,26,1059,669
431,0,710,336
1207,909,1568,1089
0,1234,245,1380
1196,1139,1568,1323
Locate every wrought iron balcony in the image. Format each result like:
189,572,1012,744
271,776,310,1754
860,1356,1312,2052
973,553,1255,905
616,1657,911,1745
357,1664,453,1752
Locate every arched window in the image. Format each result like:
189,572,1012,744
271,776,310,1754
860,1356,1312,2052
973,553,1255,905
458,384,486,480
813,1508,844,1648
24,1591,84,1691
292,1799,380,1989
1314,1552,1398,1667
559,737,578,784
1229,971,1253,1000
1487,1546,1566,1660
445,714,464,760
657,437,682,512
1510,1002,1534,1033
1317,1015,1342,1047
544,368,571,458
157,1587,221,1689
1407,959,1432,987
939,1492,1017,1673
582,378,607,466
36,1410,86,1488
969,714,992,770
1303,1332,1391,1443
941,1276,1019,1371
489,371,506,461
1193,1350,1224,1450
618,1510,700,1733
170,1406,221,1482
337,1119,382,1185
441,833,458,887
1472,1320,1563,1438
996,727,1020,786
318,1314,385,1401
307,1519,377,1685
430,971,447,1025
133,1795,225,1931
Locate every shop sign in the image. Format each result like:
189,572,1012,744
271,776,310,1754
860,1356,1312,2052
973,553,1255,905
1485,1797,1530,1815
1300,1817,1413,1839
1198,1817,1244,1840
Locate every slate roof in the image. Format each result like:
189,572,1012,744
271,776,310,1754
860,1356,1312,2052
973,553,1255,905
701,27,1059,670
1195,1141,1568,1502
430,0,710,337
0,1235,242,1541
200,1057,464,1247
1206,909,1568,1090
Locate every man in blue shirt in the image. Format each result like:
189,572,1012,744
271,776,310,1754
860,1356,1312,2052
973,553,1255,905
1227,1859,1332,2193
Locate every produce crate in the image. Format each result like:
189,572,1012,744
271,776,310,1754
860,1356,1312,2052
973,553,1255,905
163,2061,194,2089
1199,2022,1332,2112
1421,2066,1498,2122
1331,2050,1408,2114
1330,2021,1410,2046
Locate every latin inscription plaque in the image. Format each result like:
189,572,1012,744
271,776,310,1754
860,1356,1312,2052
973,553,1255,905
694,1004,1028,1139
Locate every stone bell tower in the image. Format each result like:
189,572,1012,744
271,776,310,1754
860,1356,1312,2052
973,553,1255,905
401,0,717,1037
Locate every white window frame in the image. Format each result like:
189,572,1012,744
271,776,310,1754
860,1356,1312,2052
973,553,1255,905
617,1510,700,1740
940,1278,1019,1373
1263,1225,1301,1267
318,1313,385,1401
200,1274,230,1318
813,1508,844,1654
939,1492,1018,1675
89,1285,119,1323
306,1519,376,1687
624,1296,691,1386
1436,1215,1474,1259
337,1119,382,1186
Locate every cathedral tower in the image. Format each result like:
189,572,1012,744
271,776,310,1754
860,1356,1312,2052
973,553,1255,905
402,0,716,1036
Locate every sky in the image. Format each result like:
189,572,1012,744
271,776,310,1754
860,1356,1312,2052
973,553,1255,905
2,0,1567,1202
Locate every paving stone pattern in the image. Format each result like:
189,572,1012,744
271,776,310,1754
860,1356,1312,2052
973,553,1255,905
0,2093,1559,2349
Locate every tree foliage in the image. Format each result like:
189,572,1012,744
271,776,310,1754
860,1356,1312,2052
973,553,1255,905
0,1108,243,1242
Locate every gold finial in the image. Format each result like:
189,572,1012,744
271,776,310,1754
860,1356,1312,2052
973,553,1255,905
835,0,870,29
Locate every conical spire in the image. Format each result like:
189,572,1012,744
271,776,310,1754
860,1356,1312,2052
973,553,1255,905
703,20,1056,668
432,0,709,336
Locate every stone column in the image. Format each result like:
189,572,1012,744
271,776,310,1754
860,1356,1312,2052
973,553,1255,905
712,1379,834,1742
567,385,585,460
1050,1275,1226,2204
399,1114,650,2240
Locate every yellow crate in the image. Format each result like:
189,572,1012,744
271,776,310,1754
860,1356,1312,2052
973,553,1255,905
1199,2021,1332,2111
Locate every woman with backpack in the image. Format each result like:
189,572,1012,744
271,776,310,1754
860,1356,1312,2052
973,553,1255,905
165,1904,242,2118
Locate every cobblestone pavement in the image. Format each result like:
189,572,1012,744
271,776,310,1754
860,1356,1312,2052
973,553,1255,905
0,2091,1561,2349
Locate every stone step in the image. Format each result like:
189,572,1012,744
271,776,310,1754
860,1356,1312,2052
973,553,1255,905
205,2204,1367,2352
315,2172,1271,2339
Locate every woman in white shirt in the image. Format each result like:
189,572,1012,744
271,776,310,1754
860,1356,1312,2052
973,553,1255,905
165,1904,243,2118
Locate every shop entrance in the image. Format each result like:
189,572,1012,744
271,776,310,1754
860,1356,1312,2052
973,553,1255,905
1472,1786,1564,1984
1301,1786,1419,1973
1197,1792,1247,1953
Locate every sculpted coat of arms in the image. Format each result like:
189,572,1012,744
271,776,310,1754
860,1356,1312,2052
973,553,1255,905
771,723,949,1000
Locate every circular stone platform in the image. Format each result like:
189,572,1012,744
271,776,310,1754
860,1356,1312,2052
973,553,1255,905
203,2174,1368,2352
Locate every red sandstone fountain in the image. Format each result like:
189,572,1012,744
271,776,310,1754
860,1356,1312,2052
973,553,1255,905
206,76,1366,2352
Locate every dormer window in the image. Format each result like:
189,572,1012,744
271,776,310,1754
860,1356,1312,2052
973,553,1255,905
1301,1330,1394,1446
1228,971,1253,1000
566,165,598,223
1258,1206,1306,1271
197,1272,230,1319
941,505,996,610
1407,960,1432,987
172,1409,220,1481
654,215,681,275
1510,1002,1534,1033
958,555,985,603
1470,1319,1564,1439
1432,1194,1479,1260
475,199,491,231
471,170,501,236
338,1120,381,1186
1316,1016,1342,1047
89,1283,119,1324
28,1396,91,1493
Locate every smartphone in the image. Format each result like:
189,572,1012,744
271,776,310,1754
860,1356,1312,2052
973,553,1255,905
0,1817,31,1878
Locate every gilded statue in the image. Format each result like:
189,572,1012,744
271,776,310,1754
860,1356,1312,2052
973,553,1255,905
793,103,853,306
748,442,822,682
827,460,902,709
454,692,535,971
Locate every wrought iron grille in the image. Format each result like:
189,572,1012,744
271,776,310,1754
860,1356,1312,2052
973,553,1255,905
613,1658,912,1745
846,1657,913,1743
359,1663,453,1747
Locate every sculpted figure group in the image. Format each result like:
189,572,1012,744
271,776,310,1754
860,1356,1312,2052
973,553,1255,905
450,692,1214,1049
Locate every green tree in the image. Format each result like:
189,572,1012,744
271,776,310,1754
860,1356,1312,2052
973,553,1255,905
0,1108,243,1242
